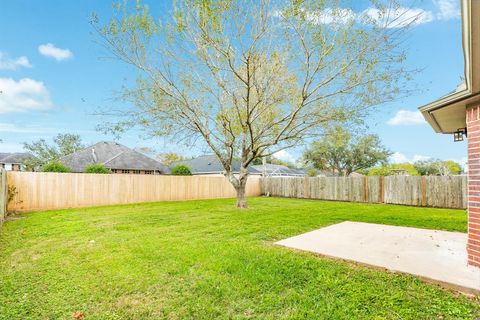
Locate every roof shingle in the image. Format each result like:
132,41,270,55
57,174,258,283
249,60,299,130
61,141,170,173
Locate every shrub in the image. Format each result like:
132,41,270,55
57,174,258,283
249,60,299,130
171,164,192,176
306,169,318,177
85,163,111,174
42,161,71,173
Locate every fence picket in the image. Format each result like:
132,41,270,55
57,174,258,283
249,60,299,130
7,172,262,212
262,175,467,209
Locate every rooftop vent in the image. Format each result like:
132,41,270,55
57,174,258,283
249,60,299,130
91,148,97,162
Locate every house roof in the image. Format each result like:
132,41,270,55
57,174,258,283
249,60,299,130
419,0,480,133
0,152,35,164
171,154,261,175
61,141,170,173
250,164,305,177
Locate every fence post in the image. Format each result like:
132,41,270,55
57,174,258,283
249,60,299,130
379,176,385,203
363,176,369,203
304,177,310,199
0,169,6,225
421,176,427,207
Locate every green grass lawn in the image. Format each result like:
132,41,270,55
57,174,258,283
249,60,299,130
0,197,478,319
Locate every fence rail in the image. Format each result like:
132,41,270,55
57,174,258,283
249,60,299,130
7,172,262,212
262,176,467,209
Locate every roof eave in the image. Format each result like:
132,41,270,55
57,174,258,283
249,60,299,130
419,89,474,133
418,0,478,134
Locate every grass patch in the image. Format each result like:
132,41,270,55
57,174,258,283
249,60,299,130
0,197,478,319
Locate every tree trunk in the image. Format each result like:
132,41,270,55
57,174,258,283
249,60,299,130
235,183,247,208
226,170,249,208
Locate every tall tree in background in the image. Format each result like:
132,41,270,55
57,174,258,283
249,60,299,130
23,134,84,168
93,0,415,207
368,163,419,176
414,159,462,176
303,126,391,176
157,153,187,166
251,156,297,169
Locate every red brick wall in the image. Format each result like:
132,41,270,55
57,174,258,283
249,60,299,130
467,105,480,267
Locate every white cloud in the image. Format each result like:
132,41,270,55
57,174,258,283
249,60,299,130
390,152,408,164
274,2,457,28
387,110,426,126
434,0,460,20
412,155,431,162
0,123,46,133
38,43,73,61
0,52,32,70
0,78,53,113
274,149,297,163
360,7,434,28
390,152,431,164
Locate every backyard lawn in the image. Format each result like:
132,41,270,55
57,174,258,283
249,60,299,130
0,197,478,319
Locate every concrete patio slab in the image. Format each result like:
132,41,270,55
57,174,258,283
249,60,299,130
276,221,480,294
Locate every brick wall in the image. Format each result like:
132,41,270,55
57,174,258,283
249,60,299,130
466,105,480,267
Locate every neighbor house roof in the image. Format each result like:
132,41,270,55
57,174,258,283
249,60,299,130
250,164,305,177
0,152,35,164
419,0,480,133
61,141,170,173
171,154,261,175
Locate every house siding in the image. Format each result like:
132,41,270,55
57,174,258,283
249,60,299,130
466,105,480,267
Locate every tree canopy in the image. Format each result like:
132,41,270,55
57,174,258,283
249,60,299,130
303,126,391,176
171,164,193,176
414,160,462,176
368,163,419,176
93,0,415,207
158,153,187,166
42,161,71,173
85,163,111,174
23,134,84,169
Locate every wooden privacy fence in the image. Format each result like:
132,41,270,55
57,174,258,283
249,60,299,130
262,176,467,209
7,172,262,212
0,169,6,224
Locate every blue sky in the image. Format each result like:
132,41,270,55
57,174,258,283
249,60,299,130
0,0,467,166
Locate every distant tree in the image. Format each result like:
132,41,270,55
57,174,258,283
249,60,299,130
269,157,297,169
414,160,434,176
54,134,84,157
414,159,462,176
85,163,111,174
171,164,192,176
93,0,415,207
368,163,419,176
442,160,462,175
303,127,391,176
306,168,318,177
252,156,297,169
158,153,186,166
42,161,71,173
24,134,84,168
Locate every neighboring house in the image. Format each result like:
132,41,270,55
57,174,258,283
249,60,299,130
418,0,479,267
171,154,261,176
0,153,35,171
171,155,305,177
61,141,170,174
250,164,305,177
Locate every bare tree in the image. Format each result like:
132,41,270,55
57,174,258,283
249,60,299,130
92,0,416,207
